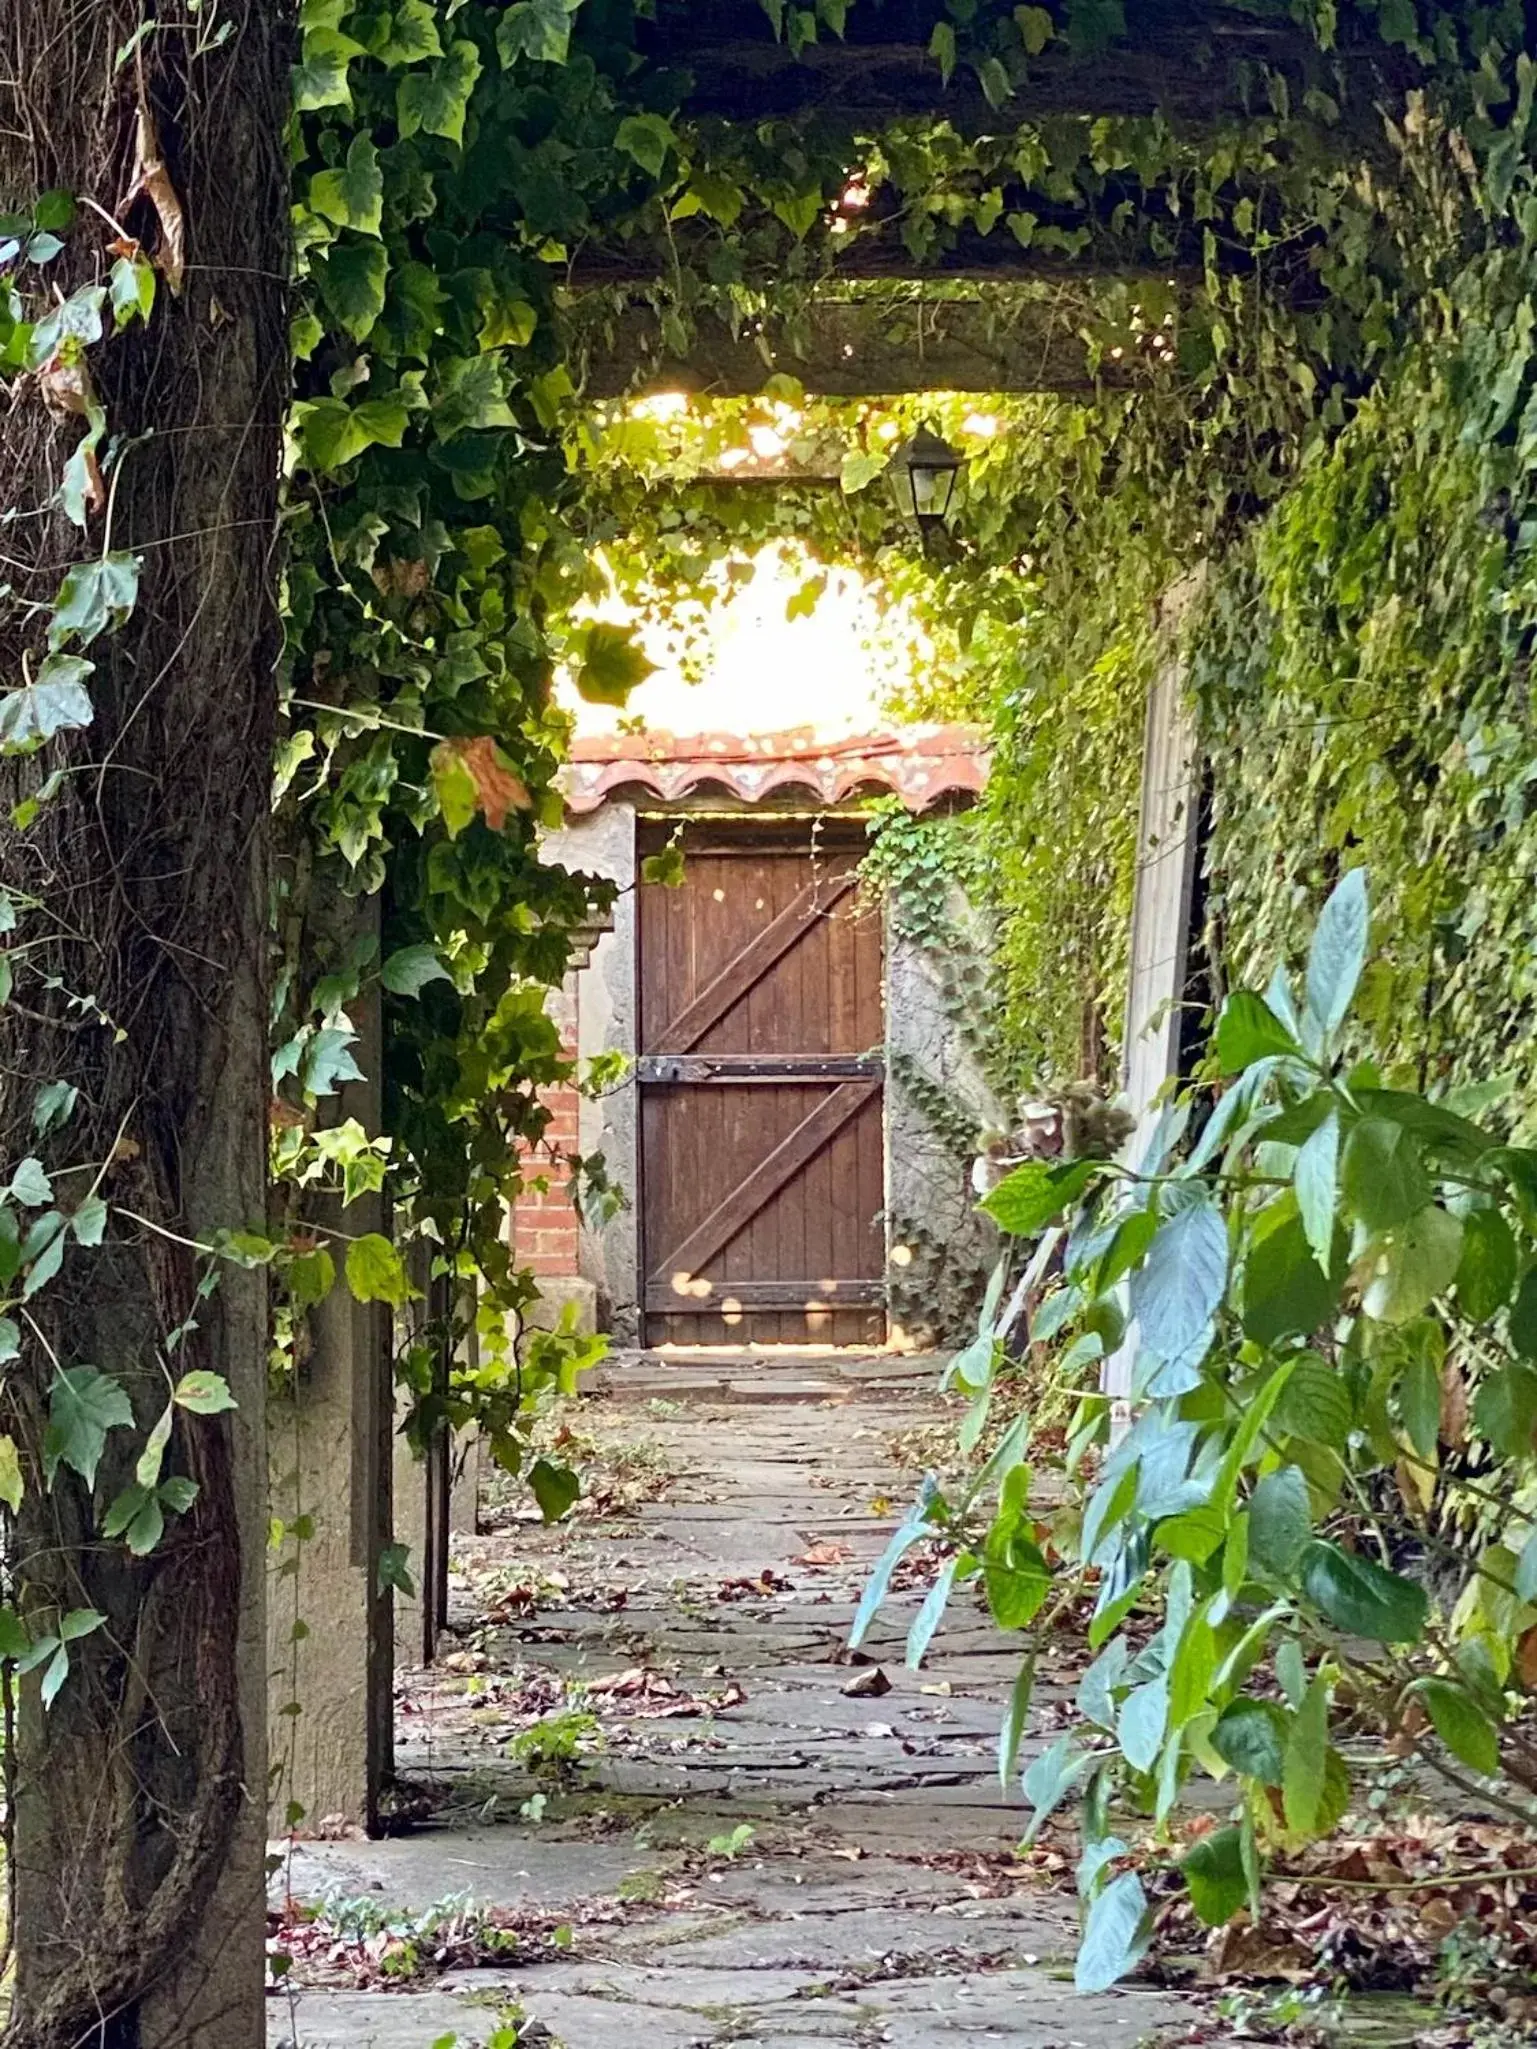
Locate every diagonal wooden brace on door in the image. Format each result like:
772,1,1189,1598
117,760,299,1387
654,869,859,1053
650,1079,879,1289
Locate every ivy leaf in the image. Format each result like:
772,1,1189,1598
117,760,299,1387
433,353,515,440
1075,1870,1152,1993
929,20,957,82
173,1370,237,1416
570,621,657,705
49,553,141,650
381,944,452,996
288,1244,336,1311
1304,866,1368,1039
1131,1198,1228,1364
976,55,1013,108
44,1365,134,1490
376,0,443,65
311,240,388,341
0,1434,23,1512
397,40,483,146
293,26,365,111
495,0,583,66
529,1456,580,1523
33,1078,78,1135
1300,1539,1427,1643
8,1157,52,1207
377,1541,416,1596
1182,1825,1247,1927
345,1232,411,1307
614,112,678,177
0,653,95,751
430,735,530,834
308,134,384,237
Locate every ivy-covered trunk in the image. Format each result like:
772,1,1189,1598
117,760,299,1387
0,6,288,2043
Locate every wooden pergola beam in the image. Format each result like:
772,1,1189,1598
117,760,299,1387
569,232,1199,291
568,298,1152,399
638,0,1412,131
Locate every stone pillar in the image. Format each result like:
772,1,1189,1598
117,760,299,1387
268,899,392,1834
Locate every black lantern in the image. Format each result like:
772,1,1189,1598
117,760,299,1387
886,423,966,551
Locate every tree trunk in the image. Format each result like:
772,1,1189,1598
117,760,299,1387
0,6,288,2044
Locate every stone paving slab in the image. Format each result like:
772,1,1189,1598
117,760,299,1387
270,1363,1204,2048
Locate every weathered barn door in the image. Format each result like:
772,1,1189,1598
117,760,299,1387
638,821,886,1347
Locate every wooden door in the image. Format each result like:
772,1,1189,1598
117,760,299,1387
638,822,886,1347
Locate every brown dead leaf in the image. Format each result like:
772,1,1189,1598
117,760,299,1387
372,556,431,599
123,89,186,294
456,734,531,831
1206,1923,1313,1983
794,1541,853,1569
1440,1359,1469,1447
1517,1624,1537,1692
270,1097,306,1130
38,353,96,418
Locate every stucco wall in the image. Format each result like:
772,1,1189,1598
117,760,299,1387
539,803,642,1343
884,894,1003,1348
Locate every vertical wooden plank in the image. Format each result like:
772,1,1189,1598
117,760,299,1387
1106,571,1205,1416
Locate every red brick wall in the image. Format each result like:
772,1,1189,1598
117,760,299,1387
511,982,582,1278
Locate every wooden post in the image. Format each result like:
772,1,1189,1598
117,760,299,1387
1104,571,1205,1433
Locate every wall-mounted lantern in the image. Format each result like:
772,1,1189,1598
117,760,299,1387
885,423,966,553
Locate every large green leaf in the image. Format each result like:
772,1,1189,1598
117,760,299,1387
1021,1731,1093,1838
1456,1208,1517,1321
1248,1465,1312,1579
381,944,452,996
1304,866,1368,1037
1270,1352,1352,1450
1300,1539,1427,1642
1342,1118,1430,1232
1182,1825,1248,1927
1216,991,1299,1074
1294,1108,1340,1269
1473,1362,1537,1458
1131,1198,1228,1363
1075,1870,1152,1993
1360,1205,1463,1325
850,1480,937,1648
1242,1202,1338,1345
44,1366,134,1490
1283,1675,1331,1833
982,1156,1097,1236
1416,1678,1500,1776
1211,1696,1287,1785
345,1232,412,1307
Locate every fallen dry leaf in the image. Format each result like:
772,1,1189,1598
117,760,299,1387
794,1540,853,1568
841,1666,891,1699
38,354,96,418
122,85,186,294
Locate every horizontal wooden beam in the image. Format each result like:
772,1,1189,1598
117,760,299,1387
568,297,1151,398
645,1278,886,1312
569,232,1197,292
637,1,1413,130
